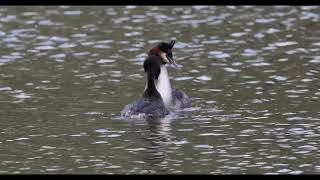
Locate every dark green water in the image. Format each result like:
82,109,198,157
0,6,320,174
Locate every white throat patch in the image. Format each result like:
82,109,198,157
156,65,172,108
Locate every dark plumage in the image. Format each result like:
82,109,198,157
121,97,169,119
172,89,191,109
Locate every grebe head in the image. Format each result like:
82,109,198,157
148,40,179,69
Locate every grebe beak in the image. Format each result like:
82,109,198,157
160,52,180,69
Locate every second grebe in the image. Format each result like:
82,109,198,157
149,40,191,110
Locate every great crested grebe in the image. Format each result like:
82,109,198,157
121,44,176,118
121,40,191,119
151,40,191,110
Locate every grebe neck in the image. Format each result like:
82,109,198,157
143,70,161,99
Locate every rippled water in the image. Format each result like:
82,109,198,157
0,6,320,174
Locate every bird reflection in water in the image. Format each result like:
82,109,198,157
145,118,172,162
142,116,174,173
122,114,177,173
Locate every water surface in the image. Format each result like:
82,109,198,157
0,6,320,174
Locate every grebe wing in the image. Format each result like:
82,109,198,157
172,88,191,109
